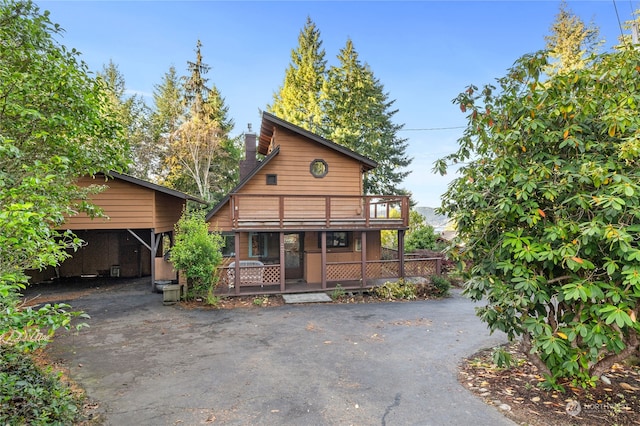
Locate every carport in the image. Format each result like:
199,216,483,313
28,171,204,291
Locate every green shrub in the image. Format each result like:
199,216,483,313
429,274,451,296
0,347,83,425
330,284,346,300
373,279,417,300
170,209,224,300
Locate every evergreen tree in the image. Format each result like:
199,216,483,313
151,65,183,183
322,39,411,196
268,16,326,133
165,40,239,203
98,60,153,180
544,0,600,75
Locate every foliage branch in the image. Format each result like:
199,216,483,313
435,47,640,389
0,0,127,351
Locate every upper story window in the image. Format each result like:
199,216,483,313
310,159,328,178
266,174,277,185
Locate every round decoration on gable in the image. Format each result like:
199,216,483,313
310,159,328,178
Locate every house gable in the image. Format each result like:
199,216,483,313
241,126,365,197
207,112,377,229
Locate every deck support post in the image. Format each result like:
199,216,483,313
398,229,406,279
321,231,327,290
150,230,157,292
279,232,286,292
234,232,241,295
360,231,367,288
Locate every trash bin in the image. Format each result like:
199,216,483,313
163,284,181,305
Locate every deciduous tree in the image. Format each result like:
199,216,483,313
0,0,127,349
165,40,240,203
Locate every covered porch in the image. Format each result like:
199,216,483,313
214,256,442,296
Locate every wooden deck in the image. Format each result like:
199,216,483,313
215,257,441,296
229,194,409,230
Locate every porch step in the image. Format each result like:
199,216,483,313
282,293,332,304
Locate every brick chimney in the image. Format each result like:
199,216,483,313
239,125,257,180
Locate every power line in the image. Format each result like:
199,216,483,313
613,0,627,40
400,126,465,132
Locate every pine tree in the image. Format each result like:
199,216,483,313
151,65,183,183
165,40,239,203
322,39,411,196
98,60,153,180
268,16,326,133
544,0,600,75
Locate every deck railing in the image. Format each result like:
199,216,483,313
229,194,409,229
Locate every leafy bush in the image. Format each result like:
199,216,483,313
405,224,440,253
0,347,83,425
373,279,417,300
436,47,640,388
170,209,223,301
429,274,451,296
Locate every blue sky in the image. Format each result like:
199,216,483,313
39,1,637,207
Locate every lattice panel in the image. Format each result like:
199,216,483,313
327,263,362,281
220,265,281,287
262,265,281,283
367,261,399,278
404,259,438,276
219,270,232,288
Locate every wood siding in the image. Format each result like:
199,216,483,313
154,191,185,233
208,127,384,230
62,176,186,231
241,128,363,196
209,202,232,230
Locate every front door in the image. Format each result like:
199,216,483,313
284,233,304,280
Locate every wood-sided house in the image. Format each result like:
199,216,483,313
207,112,440,295
28,171,204,290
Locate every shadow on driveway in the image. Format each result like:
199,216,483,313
38,278,514,425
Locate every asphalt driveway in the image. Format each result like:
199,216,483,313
38,279,514,425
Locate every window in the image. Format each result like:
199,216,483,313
266,174,277,185
249,233,268,257
221,233,235,257
310,159,328,178
318,231,350,249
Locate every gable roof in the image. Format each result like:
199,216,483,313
259,111,377,172
103,171,206,204
205,112,378,222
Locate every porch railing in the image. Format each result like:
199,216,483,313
229,194,409,229
326,258,441,282
218,257,441,291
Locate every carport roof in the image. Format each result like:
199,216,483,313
103,171,206,204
